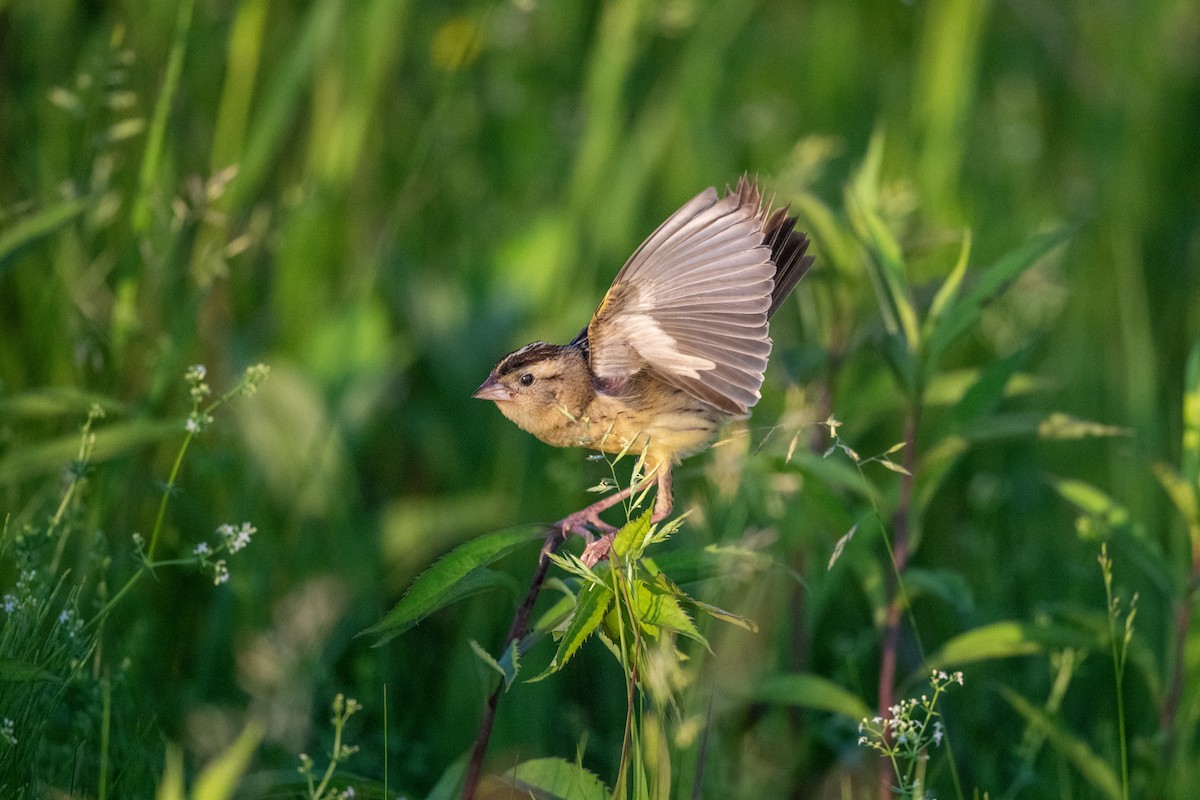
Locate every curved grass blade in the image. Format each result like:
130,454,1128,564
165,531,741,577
0,658,61,684
0,198,88,276
358,526,543,646
927,225,1074,362
750,673,873,722
191,721,264,800
0,418,184,486
923,620,1097,672
999,686,1121,800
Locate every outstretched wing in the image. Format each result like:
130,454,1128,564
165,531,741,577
586,177,788,415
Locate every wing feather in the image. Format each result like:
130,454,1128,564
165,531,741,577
586,176,811,414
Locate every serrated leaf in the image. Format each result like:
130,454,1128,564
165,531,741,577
631,579,706,647
471,639,519,691
612,508,652,560
530,581,612,681
0,658,60,683
358,527,543,645
673,592,758,634
999,686,1121,800
750,673,873,722
496,756,609,800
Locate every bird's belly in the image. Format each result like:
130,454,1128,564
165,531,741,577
571,393,723,466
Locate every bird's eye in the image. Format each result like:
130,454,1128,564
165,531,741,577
519,373,535,387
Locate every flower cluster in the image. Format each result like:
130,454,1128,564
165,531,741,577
1,568,41,619
295,694,362,799
192,521,257,585
857,671,964,798
183,363,269,434
1,718,15,747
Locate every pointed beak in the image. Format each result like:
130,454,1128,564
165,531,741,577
472,373,513,402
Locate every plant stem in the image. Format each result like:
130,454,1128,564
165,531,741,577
461,534,563,800
1159,543,1200,759
147,431,193,559
879,406,919,800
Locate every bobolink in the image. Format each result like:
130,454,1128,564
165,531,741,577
474,177,814,564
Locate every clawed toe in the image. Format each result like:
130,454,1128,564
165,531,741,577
580,532,616,567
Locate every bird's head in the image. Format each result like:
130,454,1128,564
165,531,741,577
472,341,592,438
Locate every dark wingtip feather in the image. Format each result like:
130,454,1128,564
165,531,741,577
764,208,814,319
723,175,815,318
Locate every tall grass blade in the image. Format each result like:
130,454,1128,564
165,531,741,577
750,673,873,721
133,0,195,232
999,686,1122,800
0,198,88,276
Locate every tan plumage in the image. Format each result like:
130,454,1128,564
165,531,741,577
474,176,814,563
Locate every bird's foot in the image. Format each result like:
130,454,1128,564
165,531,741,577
580,532,616,567
553,508,617,565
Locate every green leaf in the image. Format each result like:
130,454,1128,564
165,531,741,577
192,722,263,800
470,639,519,691
358,526,543,645
0,388,128,420
845,129,921,375
0,197,88,276
0,418,184,486
750,673,873,722
904,568,974,614
612,508,652,560
0,658,60,684
927,226,1073,362
998,686,1122,800
1036,413,1129,440
925,228,972,337
651,571,759,633
631,579,705,645
156,746,186,800
530,581,613,681
425,755,468,800
1052,478,1131,529
924,621,1097,672
1183,339,1200,489
497,757,609,800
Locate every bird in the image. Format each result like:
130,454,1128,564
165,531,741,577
473,176,814,565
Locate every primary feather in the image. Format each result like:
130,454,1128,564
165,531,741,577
585,176,813,415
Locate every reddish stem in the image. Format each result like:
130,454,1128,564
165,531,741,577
461,535,563,800
878,408,918,800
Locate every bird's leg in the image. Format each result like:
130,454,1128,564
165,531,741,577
650,467,674,522
554,483,634,540
576,466,675,567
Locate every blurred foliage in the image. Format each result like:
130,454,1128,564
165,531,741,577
1,0,1198,798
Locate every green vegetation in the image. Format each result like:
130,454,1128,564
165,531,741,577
1,1,1197,798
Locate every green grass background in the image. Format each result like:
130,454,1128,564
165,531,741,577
1,0,1198,797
